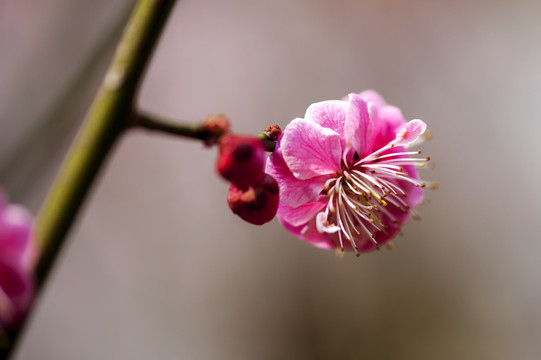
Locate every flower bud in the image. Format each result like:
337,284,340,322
201,114,231,146
227,175,279,225
264,125,282,141
216,134,266,187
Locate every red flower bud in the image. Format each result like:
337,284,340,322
264,125,282,141
227,175,279,225
216,135,266,187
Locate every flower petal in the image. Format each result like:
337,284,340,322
301,224,336,249
367,105,407,151
344,93,370,157
0,204,33,263
266,143,328,207
276,199,326,227
401,164,424,208
358,89,386,109
281,118,342,180
304,100,347,138
394,119,427,146
0,260,33,326
277,204,336,250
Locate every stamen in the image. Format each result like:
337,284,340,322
373,150,423,161
315,126,431,256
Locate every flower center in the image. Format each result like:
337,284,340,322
316,139,430,255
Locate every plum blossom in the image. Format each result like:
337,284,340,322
266,91,431,255
0,189,35,328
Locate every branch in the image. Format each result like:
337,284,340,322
1,1,178,358
135,111,278,152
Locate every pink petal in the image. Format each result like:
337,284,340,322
344,93,370,157
381,106,407,130
368,105,407,151
304,100,347,142
395,119,427,146
266,145,328,207
401,164,424,208
301,224,336,249
358,90,386,109
0,204,34,262
276,199,326,227
281,118,342,180
277,206,336,250
0,263,33,327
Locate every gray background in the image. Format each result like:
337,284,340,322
1,0,540,359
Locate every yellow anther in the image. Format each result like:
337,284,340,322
371,192,387,206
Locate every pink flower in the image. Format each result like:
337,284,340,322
266,91,430,255
0,190,35,328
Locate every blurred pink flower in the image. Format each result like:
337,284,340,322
0,189,35,328
266,91,430,255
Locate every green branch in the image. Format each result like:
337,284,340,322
1,1,177,358
35,0,176,287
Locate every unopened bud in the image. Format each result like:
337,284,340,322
201,114,231,145
227,175,279,225
264,125,282,141
217,134,266,187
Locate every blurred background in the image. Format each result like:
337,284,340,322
1,0,540,359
